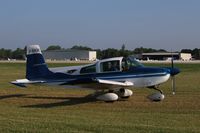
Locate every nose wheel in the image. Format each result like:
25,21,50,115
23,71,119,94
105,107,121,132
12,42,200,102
148,85,165,101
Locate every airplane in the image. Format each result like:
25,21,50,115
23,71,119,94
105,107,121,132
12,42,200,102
11,45,180,102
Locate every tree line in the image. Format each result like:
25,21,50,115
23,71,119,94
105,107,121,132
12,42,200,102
0,48,25,60
46,44,168,59
0,45,200,60
46,44,200,59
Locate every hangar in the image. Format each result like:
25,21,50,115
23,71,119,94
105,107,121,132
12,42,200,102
42,50,96,61
141,52,192,61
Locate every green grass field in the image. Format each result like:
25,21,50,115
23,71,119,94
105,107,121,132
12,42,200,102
0,62,199,133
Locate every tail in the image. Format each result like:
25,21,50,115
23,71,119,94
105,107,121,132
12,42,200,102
26,45,53,80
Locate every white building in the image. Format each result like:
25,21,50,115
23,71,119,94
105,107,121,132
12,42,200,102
179,53,192,61
141,52,192,61
43,50,96,61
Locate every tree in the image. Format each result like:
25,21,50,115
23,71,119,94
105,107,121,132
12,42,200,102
46,45,61,50
94,49,102,59
192,48,200,59
133,47,165,54
71,45,92,50
157,49,167,52
12,48,25,59
0,48,12,59
181,49,192,53
101,48,120,59
133,47,145,54
121,44,125,51
119,44,128,57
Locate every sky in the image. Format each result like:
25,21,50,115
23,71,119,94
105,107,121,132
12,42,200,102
0,0,200,51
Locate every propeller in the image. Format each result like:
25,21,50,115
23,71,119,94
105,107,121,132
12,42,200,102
171,53,176,95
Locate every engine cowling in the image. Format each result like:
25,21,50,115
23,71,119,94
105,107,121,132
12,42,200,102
116,88,133,98
96,93,118,102
148,92,165,101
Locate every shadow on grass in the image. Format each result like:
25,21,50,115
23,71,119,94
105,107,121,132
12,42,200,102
0,94,27,99
21,94,97,108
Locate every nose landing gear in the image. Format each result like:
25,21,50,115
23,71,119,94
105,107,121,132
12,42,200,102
148,85,165,101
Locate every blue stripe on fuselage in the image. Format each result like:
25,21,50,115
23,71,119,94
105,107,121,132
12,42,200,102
41,72,169,85
97,72,167,80
31,67,170,85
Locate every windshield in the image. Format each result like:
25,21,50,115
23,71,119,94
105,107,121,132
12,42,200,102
122,56,144,71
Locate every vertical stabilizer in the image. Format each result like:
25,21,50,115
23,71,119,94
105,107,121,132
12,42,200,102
26,45,52,79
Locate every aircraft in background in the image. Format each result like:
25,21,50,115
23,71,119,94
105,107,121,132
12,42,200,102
11,45,180,102
7,58,16,61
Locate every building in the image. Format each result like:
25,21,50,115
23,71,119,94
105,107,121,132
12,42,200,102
141,52,192,61
179,53,192,61
42,50,96,61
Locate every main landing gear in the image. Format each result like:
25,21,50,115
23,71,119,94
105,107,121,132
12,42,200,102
96,88,133,102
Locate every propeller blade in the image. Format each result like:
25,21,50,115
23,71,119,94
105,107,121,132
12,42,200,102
171,53,174,68
171,51,175,94
171,76,176,95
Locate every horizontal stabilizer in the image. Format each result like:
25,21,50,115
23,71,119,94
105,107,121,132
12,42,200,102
96,79,134,87
11,79,45,87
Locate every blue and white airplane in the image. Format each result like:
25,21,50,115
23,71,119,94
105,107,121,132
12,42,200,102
11,45,180,102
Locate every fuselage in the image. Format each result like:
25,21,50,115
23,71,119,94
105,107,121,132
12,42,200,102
41,61,172,89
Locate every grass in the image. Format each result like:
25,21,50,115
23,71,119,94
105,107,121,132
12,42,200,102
0,62,199,133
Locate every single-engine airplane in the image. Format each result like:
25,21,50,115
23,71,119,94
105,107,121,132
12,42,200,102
11,45,180,102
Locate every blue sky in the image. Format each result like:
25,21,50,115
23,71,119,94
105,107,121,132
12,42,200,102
0,0,200,51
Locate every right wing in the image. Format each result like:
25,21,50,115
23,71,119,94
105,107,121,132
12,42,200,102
96,79,134,87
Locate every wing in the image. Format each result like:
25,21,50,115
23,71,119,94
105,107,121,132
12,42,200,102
96,79,134,87
58,78,134,90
